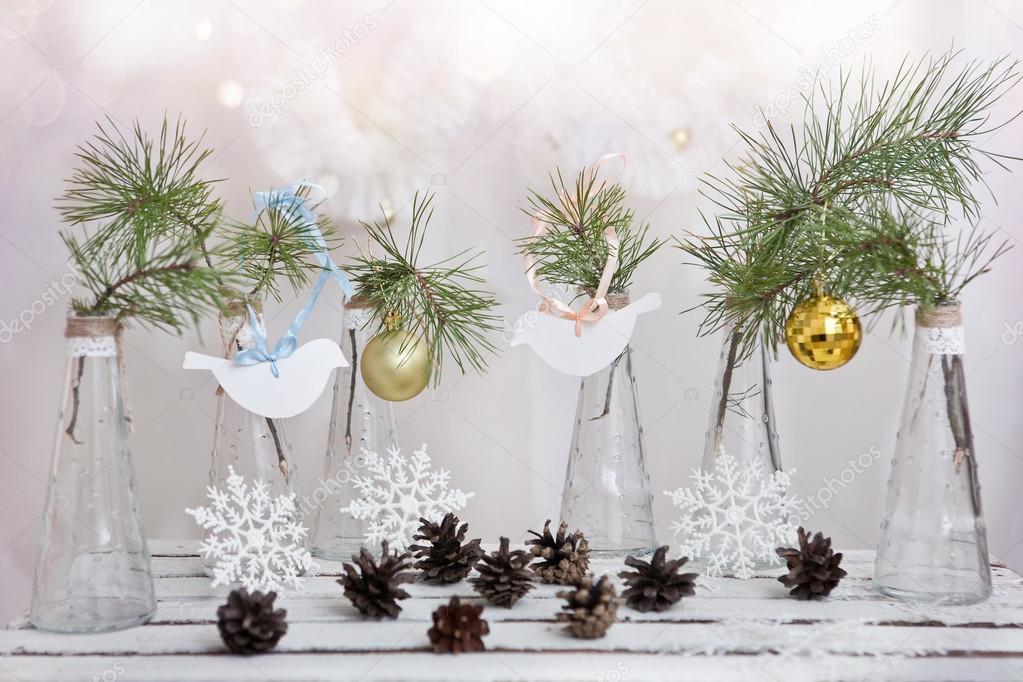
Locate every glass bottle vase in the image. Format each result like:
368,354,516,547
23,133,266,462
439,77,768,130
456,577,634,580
310,298,399,559
203,301,305,575
689,325,784,576
875,302,990,604
29,312,156,633
560,292,657,556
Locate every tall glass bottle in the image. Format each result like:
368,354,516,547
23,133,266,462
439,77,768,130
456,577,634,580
29,312,156,633
691,323,783,575
311,296,399,559
203,299,304,574
560,291,656,557
875,302,990,604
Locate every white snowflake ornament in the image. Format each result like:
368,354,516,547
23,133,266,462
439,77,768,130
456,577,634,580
340,444,475,551
186,466,315,593
664,451,802,579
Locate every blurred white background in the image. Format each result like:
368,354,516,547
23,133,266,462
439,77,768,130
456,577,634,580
2,0,1022,625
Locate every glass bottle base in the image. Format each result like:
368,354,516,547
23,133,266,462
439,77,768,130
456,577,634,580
874,568,992,605
29,597,155,633
874,583,991,605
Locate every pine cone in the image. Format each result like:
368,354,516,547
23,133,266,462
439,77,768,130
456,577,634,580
526,519,590,585
776,527,847,600
556,574,618,639
427,596,489,654
410,513,484,584
216,588,288,655
469,537,535,607
339,541,415,618
618,545,698,612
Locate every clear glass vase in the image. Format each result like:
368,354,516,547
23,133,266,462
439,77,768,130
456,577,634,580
29,312,156,633
560,292,657,556
203,301,305,575
310,298,399,559
875,302,990,604
690,325,784,575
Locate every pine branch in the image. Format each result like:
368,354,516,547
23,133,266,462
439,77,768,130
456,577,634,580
346,192,500,383
220,185,340,302
63,226,228,333
682,51,1020,361
57,115,232,329
519,167,663,292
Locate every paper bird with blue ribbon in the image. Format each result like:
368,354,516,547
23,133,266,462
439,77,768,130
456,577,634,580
183,183,351,418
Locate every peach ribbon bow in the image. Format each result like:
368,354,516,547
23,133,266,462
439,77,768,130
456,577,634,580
525,153,625,337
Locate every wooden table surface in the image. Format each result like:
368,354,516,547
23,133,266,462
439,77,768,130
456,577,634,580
3,541,1023,681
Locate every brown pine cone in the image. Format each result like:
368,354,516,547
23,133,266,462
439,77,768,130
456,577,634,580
469,537,535,607
619,545,698,612
776,527,847,600
339,541,415,618
526,519,590,584
556,574,618,639
217,588,288,655
410,513,485,584
427,596,489,654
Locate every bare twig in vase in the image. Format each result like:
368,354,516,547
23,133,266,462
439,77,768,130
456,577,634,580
345,326,358,454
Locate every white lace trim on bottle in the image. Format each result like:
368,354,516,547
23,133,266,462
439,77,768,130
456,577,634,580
67,335,117,357
345,307,373,330
918,325,965,355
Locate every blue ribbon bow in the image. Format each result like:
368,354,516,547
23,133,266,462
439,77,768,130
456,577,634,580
234,183,353,377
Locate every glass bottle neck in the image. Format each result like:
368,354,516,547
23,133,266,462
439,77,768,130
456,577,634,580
65,313,121,358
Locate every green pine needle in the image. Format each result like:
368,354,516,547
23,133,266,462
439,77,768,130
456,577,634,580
519,167,662,293
58,115,232,330
346,192,501,383
220,185,341,302
682,50,1020,360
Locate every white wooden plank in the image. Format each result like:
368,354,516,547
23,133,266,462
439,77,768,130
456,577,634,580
132,594,1023,628
6,620,1023,658
3,653,1022,682
148,552,1023,597
145,571,1023,608
8,542,1023,682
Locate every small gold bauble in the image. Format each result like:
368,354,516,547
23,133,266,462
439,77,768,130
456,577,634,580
360,329,430,401
784,294,862,370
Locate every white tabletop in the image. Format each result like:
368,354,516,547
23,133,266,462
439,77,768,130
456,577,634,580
3,541,1023,681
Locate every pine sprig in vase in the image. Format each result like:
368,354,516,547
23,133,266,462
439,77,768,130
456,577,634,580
678,51,1021,366
346,191,501,398
31,115,229,633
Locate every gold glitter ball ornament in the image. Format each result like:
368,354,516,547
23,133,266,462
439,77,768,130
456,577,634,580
360,328,430,401
784,293,862,370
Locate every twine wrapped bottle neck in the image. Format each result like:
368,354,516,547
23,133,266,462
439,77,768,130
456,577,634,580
580,288,631,310
65,313,121,357
917,302,962,329
220,298,264,353
222,297,263,318
64,313,121,339
915,302,965,355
